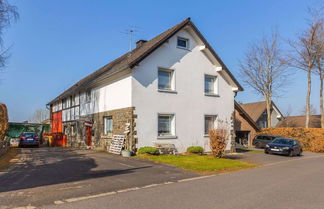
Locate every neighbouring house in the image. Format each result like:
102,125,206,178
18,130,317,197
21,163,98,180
277,115,321,128
239,101,284,128
47,18,243,153
234,101,260,147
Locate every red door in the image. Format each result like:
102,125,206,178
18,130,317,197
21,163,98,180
86,125,91,146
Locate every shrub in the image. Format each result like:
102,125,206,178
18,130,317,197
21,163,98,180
209,129,228,158
0,103,8,142
137,146,159,155
187,146,204,155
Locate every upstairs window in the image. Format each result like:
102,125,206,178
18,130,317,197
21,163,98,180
177,37,189,49
158,68,174,91
86,91,91,103
204,75,217,95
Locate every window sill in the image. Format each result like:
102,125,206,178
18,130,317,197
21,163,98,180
176,46,191,51
157,135,178,139
158,89,177,94
204,93,219,97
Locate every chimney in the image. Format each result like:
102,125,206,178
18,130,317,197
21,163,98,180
136,40,147,48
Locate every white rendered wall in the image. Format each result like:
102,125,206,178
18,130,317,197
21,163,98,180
132,29,235,152
79,74,132,116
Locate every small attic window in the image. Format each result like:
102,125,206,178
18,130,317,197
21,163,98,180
177,37,188,49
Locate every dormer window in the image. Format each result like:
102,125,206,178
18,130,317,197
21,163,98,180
177,37,189,49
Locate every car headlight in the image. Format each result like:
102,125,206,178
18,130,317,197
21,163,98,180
266,144,270,148
282,147,290,150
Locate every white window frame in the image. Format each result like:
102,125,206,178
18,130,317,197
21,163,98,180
158,68,176,92
157,113,176,138
204,115,217,135
86,91,91,103
177,37,189,49
104,116,113,135
204,74,218,96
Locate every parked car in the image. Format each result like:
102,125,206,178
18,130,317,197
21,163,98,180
253,135,280,148
19,132,40,148
265,138,302,157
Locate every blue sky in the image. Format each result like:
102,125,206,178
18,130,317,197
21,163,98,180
0,0,322,122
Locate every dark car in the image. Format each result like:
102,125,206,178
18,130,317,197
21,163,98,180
253,135,280,148
19,132,40,148
265,138,302,157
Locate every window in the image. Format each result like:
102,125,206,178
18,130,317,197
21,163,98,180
62,98,66,109
158,114,175,137
71,125,76,136
86,91,91,103
158,68,174,91
104,116,113,134
204,115,217,135
71,95,75,106
204,75,217,95
177,37,188,49
63,126,69,135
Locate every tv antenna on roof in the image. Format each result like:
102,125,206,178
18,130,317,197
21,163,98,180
120,26,141,52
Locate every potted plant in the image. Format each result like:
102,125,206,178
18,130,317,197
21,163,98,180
121,149,132,157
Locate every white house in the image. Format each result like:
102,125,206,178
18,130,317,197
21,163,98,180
48,18,243,153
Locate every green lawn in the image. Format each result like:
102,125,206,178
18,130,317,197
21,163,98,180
136,154,256,173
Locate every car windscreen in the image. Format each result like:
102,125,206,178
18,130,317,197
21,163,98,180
21,133,35,138
272,138,293,145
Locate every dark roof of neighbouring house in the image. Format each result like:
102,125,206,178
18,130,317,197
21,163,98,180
239,101,267,122
277,115,321,128
239,101,284,122
48,18,243,105
234,101,260,131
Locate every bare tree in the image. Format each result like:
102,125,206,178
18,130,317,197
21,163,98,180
240,31,289,128
0,0,18,70
29,108,49,123
301,104,318,115
311,9,324,128
287,11,322,128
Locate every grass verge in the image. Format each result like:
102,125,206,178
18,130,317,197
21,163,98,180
136,154,257,174
0,148,21,171
236,148,264,154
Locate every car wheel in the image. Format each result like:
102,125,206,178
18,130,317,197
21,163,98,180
255,142,261,148
297,149,302,156
288,150,294,157
264,149,269,154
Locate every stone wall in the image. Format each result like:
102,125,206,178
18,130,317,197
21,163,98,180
63,107,136,151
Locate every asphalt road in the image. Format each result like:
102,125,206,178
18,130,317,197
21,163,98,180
43,152,324,209
0,147,196,209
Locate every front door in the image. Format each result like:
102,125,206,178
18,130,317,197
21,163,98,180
86,125,91,146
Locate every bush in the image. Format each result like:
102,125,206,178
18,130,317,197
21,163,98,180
0,103,8,142
209,129,228,158
187,146,204,155
137,146,159,155
260,128,324,153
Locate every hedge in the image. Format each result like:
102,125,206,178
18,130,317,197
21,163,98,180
0,104,8,142
259,128,324,153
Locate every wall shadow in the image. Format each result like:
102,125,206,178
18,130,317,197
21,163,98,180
0,148,151,193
